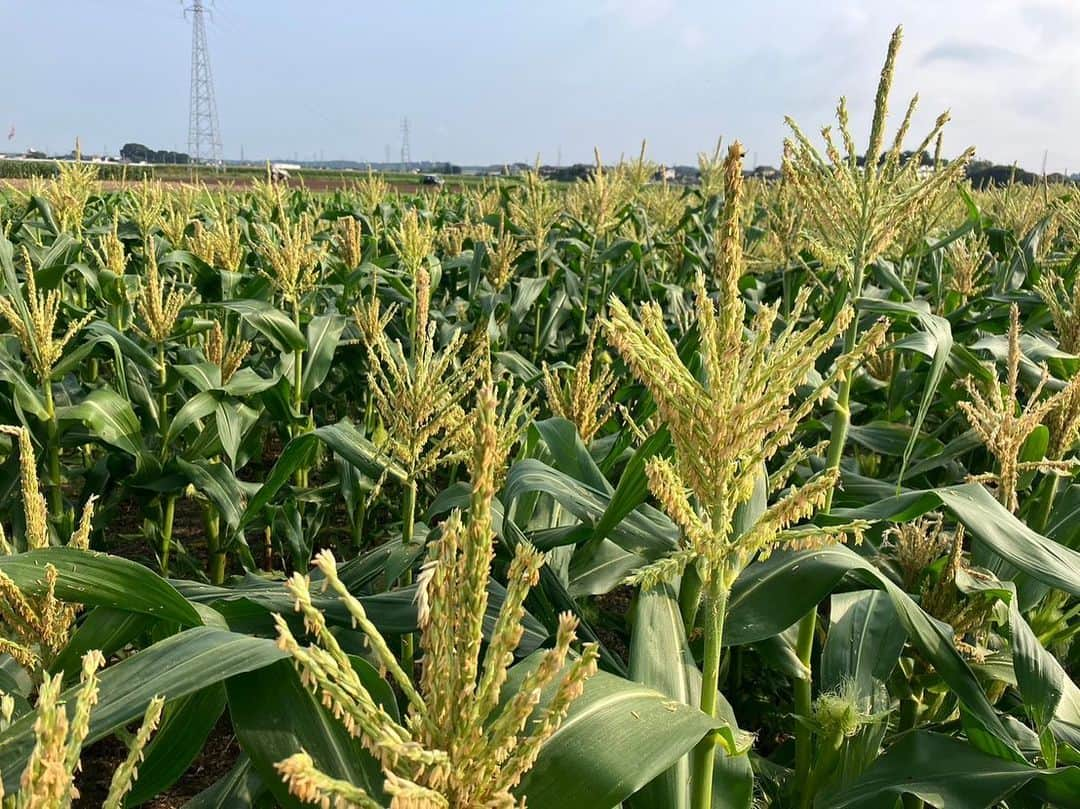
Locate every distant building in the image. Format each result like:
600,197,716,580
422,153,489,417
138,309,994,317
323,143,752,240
749,165,780,181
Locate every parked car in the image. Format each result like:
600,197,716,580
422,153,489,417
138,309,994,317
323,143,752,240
422,174,444,186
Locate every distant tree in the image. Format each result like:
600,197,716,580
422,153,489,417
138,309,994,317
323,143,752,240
120,142,189,165
159,149,190,165
542,164,592,182
968,164,1039,188
120,142,151,162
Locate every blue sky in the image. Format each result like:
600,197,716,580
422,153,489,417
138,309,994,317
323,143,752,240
3,1,1077,171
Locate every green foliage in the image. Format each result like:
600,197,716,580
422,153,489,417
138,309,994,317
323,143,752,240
0,31,1078,804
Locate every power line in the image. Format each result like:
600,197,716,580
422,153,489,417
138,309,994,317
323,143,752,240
400,116,411,170
187,0,223,164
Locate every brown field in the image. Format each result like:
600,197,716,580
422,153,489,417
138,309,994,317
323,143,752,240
2,176,461,194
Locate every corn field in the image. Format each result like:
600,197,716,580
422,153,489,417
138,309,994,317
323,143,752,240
1,27,1079,809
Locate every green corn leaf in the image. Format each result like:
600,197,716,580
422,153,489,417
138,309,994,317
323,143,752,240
0,628,285,795
0,548,203,626
214,300,306,353
227,659,386,809
57,387,143,456
822,731,1080,809
507,652,723,809
300,313,347,398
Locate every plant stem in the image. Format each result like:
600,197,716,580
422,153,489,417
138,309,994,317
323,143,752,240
822,347,857,508
532,247,545,362
293,346,304,418
801,728,844,809
1040,726,1058,769
793,254,867,796
161,493,176,577
400,478,418,676
823,253,866,509
691,579,728,809
898,695,919,733
351,393,376,550
205,504,226,584
291,299,304,423
264,525,273,572
157,343,169,450
42,379,63,524
898,689,924,809
291,299,307,487
599,260,612,320
793,604,818,795
578,233,599,337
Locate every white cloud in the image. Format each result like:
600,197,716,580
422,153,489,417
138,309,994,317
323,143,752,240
680,24,706,51
750,1,1080,170
601,0,675,27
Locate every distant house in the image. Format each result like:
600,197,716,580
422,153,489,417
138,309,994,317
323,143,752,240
672,165,699,183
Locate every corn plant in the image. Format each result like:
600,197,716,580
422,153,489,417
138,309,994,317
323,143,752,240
606,143,884,807
0,26,1077,805
0,653,163,809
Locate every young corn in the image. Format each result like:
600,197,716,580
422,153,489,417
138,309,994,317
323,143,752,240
273,388,598,808
605,142,884,809
957,304,1080,512
0,426,96,677
0,652,164,809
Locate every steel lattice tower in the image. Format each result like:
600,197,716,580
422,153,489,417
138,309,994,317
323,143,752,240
187,0,223,165
400,117,411,170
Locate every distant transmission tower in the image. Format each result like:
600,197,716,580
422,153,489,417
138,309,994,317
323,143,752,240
400,117,411,170
187,0,223,165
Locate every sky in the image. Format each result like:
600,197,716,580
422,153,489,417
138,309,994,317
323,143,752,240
2,0,1078,172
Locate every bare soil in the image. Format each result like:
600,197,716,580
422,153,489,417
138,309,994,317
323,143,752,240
75,719,241,808
5,177,460,194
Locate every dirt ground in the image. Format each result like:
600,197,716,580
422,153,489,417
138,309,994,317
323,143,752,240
4,175,459,195
75,719,241,808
